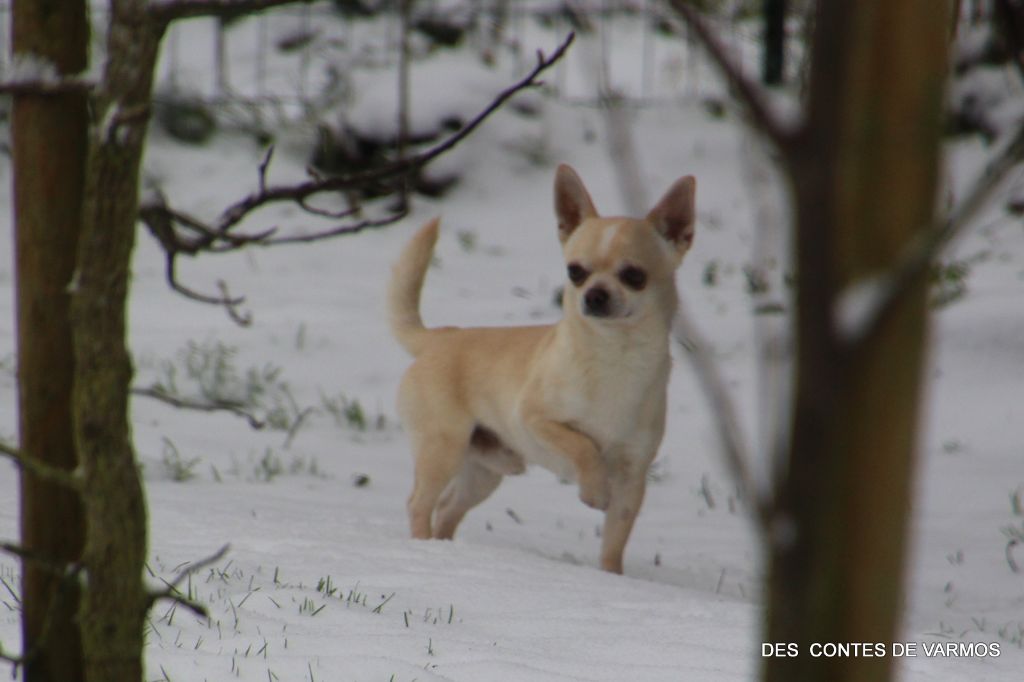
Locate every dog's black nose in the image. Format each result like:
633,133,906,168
584,286,611,317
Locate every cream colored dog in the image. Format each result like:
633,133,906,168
388,164,695,573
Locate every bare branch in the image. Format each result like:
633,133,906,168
666,0,795,153
152,591,210,619
149,0,315,26
0,440,82,490
256,210,408,246
257,145,274,194
131,386,265,429
672,311,773,534
146,544,230,618
138,32,574,318
838,122,1024,347
205,31,575,236
0,542,74,578
162,251,253,326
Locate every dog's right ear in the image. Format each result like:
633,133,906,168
554,164,598,244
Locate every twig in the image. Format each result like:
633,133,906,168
838,122,1024,348
153,591,210,619
254,210,407,246
0,440,82,490
0,542,75,577
149,0,316,26
666,0,795,154
162,251,253,326
200,32,575,238
146,544,230,617
282,407,315,449
131,386,265,429
672,310,773,533
139,32,575,319
257,145,275,194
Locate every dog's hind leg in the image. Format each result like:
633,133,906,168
407,428,472,539
433,458,503,540
433,427,523,539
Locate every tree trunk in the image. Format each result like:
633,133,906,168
70,2,165,680
764,2,949,681
11,1,89,680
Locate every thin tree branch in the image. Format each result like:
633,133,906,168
255,210,407,246
837,122,1024,347
672,311,773,534
146,544,230,618
131,386,265,429
138,32,574,321
161,251,253,326
152,592,210,619
0,440,82,490
0,542,74,578
206,31,575,236
666,0,795,154
149,0,315,26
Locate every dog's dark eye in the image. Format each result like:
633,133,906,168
567,263,589,286
618,265,647,290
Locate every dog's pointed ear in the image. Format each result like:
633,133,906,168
647,175,696,255
554,164,598,244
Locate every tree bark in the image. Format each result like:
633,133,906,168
764,2,949,681
11,1,89,679
70,2,165,680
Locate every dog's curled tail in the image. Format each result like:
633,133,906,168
388,217,440,356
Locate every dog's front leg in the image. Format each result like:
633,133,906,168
523,414,610,511
599,464,649,574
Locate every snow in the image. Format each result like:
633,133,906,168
833,271,892,344
1,54,61,84
2,7,1024,682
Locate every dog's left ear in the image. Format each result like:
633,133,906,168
647,175,696,255
554,164,598,244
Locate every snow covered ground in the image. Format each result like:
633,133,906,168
2,6,1024,681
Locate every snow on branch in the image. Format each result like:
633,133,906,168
665,0,796,155
835,121,1024,347
0,54,94,95
0,439,83,491
139,32,576,324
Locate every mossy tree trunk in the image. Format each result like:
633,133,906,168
764,2,950,681
70,2,165,679
11,1,89,680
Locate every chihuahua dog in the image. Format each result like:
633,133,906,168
388,164,695,573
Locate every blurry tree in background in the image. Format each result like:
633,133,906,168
765,3,948,681
10,0,88,680
667,1,1018,681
